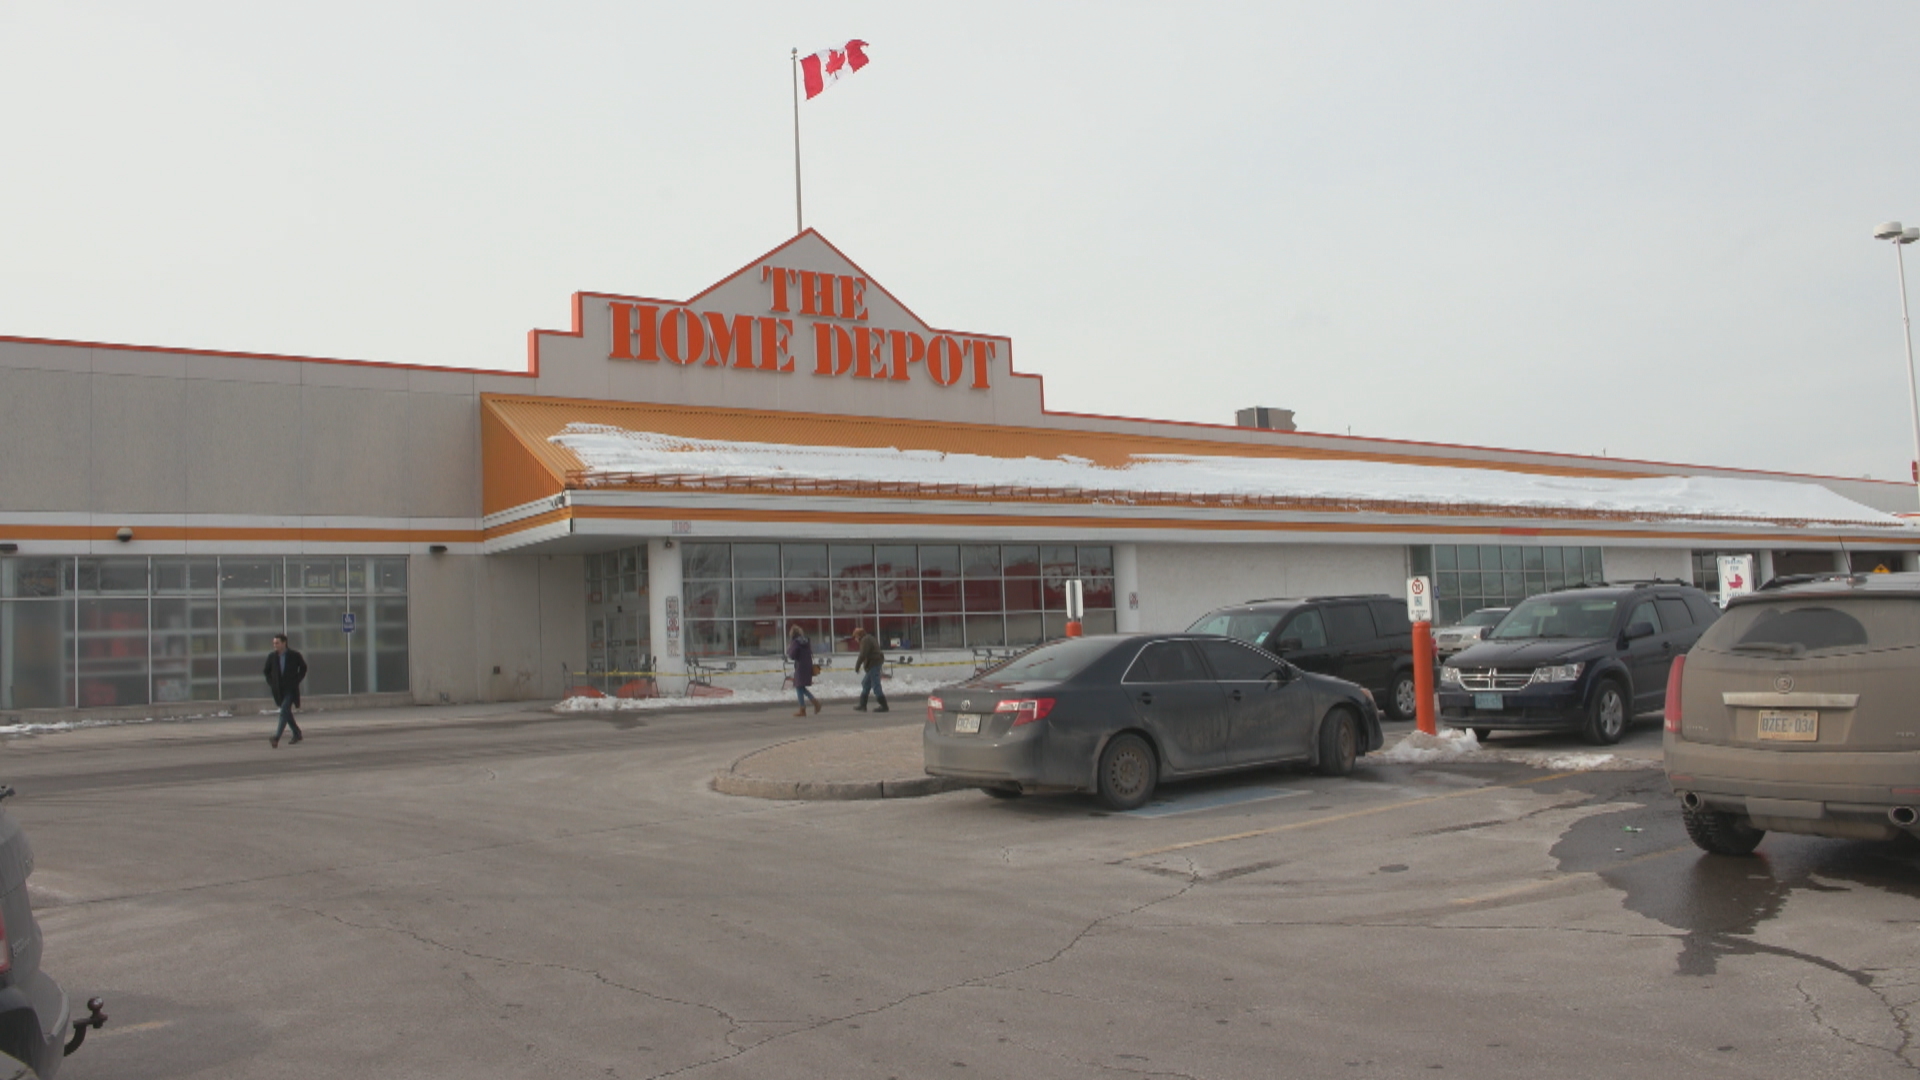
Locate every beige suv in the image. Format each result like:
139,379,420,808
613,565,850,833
1664,571,1920,854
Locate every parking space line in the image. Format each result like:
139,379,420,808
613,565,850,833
1120,770,1581,860
1124,786,1309,819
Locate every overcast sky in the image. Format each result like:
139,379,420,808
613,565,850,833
7,2,1920,484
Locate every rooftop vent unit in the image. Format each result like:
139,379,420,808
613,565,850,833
1235,406,1296,432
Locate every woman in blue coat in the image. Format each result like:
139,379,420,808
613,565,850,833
787,625,821,716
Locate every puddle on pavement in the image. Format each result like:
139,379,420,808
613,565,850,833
1547,783,1920,976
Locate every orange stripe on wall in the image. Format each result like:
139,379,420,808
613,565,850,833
0,525,484,543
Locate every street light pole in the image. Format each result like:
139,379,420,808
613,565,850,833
1873,221,1920,511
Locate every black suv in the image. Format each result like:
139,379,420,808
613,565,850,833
1187,595,1419,721
1438,581,1719,744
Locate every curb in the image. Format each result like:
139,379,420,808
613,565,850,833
711,772,972,800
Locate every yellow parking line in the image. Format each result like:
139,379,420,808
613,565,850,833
1122,771,1582,860
95,1020,170,1037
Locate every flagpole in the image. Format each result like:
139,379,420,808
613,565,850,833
791,47,804,235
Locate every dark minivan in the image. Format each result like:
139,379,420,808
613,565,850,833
1439,581,1719,744
1188,595,1417,720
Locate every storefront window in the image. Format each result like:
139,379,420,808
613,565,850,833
583,546,651,687
663,542,1117,657
0,555,410,710
1412,545,1605,626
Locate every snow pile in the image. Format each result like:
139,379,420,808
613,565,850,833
1381,728,1484,763
1375,728,1631,771
1511,750,1623,771
553,674,956,712
549,424,1909,527
0,710,234,737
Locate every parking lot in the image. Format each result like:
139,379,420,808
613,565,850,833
7,702,1917,1079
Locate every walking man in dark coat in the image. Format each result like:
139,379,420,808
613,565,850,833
853,627,888,712
264,633,307,748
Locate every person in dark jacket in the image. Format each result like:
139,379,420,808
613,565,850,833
263,633,307,748
853,627,888,712
787,625,820,717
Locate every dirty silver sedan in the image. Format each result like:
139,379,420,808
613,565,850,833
923,634,1383,810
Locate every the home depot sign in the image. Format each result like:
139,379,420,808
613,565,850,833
606,265,997,389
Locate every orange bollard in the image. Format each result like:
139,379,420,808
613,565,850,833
1064,620,1083,638
1412,620,1438,735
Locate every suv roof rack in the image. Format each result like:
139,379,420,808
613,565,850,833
1757,572,1865,592
1238,594,1392,605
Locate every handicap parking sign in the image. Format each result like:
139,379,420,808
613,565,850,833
342,612,356,634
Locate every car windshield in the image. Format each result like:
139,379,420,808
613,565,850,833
976,637,1116,682
1488,596,1619,640
1460,608,1507,628
1186,610,1288,648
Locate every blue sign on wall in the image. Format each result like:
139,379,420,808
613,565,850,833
342,612,357,635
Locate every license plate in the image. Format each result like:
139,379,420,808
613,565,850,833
1474,693,1504,711
1758,709,1818,741
954,714,983,734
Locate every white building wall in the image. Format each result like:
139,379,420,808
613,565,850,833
1601,547,1692,584
1133,542,1409,632
410,553,585,704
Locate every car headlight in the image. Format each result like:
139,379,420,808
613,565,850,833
1439,666,1463,687
1530,663,1584,684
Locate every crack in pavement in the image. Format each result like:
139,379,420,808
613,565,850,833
1794,977,1919,1073
28,797,816,910
638,864,1208,1079
290,904,780,1053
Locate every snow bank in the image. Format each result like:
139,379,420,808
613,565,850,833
550,425,1908,527
0,711,233,737
1381,728,1484,763
1377,728,1627,771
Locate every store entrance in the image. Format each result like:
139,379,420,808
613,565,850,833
584,547,650,694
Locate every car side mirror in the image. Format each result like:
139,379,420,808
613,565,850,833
1265,665,1292,684
1274,638,1303,653
1623,623,1655,642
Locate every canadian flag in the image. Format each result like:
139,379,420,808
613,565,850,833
801,40,870,100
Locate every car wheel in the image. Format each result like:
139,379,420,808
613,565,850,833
1389,671,1419,722
1471,727,1492,743
981,786,1023,800
1681,805,1765,856
1582,682,1628,746
1316,708,1358,777
1096,733,1158,811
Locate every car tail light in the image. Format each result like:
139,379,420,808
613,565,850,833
0,909,10,977
926,696,943,725
994,698,1055,726
1663,654,1686,733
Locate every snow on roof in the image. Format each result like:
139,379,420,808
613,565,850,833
549,423,1911,530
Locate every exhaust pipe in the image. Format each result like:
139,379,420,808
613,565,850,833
1890,806,1917,827
1680,791,1702,811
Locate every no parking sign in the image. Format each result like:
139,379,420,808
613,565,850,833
1406,576,1432,624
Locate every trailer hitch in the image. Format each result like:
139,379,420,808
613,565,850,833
64,998,105,1056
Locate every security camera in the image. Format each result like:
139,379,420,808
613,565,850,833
114,527,133,542
1876,221,1907,240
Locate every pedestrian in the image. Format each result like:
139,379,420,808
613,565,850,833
263,632,307,748
853,627,888,712
787,625,821,717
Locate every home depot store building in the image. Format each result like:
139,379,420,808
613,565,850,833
0,231,1915,716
